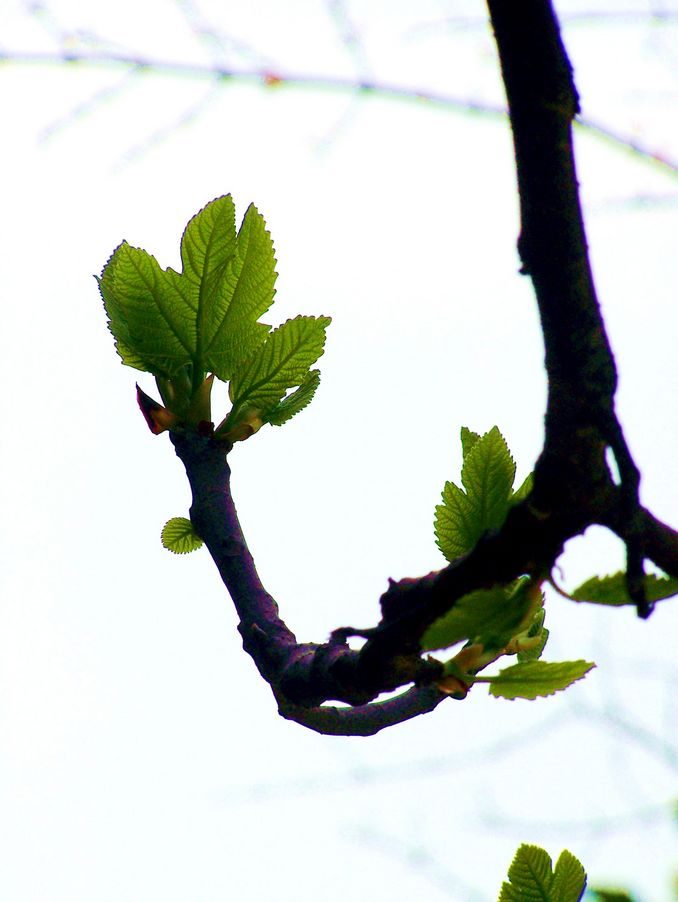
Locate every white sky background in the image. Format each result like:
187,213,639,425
1,1,677,900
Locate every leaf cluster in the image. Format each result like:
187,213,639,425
425,428,594,701
98,195,330,442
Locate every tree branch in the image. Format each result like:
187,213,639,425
485,0,661,616
171,431,451,734
276,686,448,737
167,1,677,734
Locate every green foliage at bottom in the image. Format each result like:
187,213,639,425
498,844,586,902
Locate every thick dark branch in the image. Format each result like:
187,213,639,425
487,2,614,413
486,1,616,462
484,0,664,616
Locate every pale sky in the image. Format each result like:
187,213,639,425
1,2,678,900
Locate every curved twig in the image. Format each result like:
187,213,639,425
276,686,448,737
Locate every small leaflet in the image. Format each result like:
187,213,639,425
434,481,478,561
488,660,594,700
227,315,331,425
161,517,204,554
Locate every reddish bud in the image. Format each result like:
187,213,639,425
136,384,179,434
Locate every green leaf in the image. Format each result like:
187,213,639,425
180,193,238,298
434,427,518,562
434,480,479,561
99,242,195,378
161,517,204,554
226,315,330,429
487,660,594,700
461,425,516,528
421,578,542,653
571,571,678,607
552,851,587,902
267,369,321,426
194,200,277,380
499,844,553,902
498,844,586,902
101,196,331,433
101,196,276,385
422,586,512,652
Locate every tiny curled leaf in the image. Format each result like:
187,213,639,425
161,517,204,554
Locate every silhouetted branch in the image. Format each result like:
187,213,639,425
486,0,664,617
166,0,677,734
276,685,447,737
171,431,449,735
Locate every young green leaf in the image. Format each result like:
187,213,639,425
99,242,196,378
434,427,522,562
193,200,277,381
571,572,678,607
421,578,542,653
486,660,594,700
100,195,330,436
551,850,588,902
422,586,513,652
498,844,586,902
499,844,553,902
180,192,238,298
224,315,330,432
161,517,204,554
461,425,516,528
434,480,480,560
